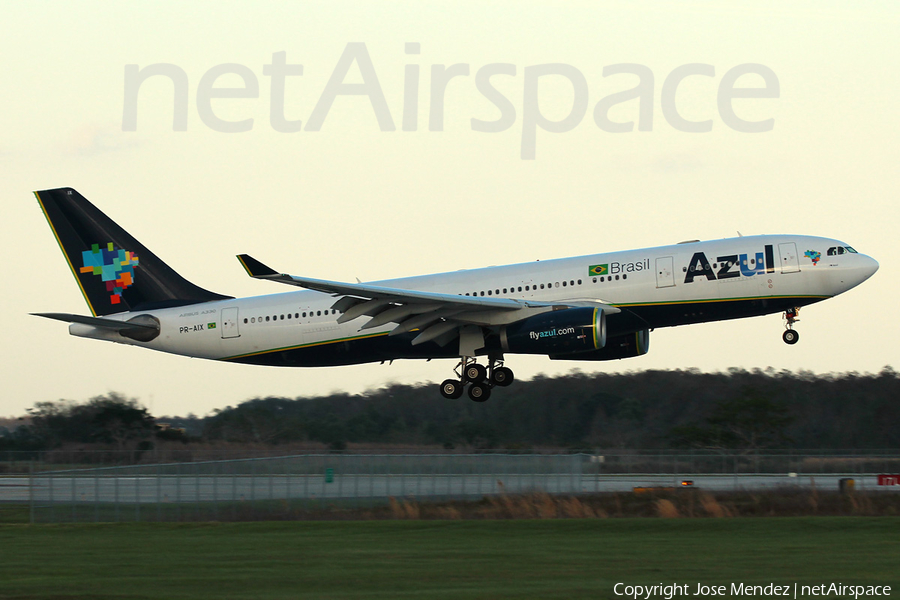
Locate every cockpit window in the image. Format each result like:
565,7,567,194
827,245,859,256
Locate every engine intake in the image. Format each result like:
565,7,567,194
501,307,606,355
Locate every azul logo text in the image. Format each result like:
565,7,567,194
684,245,775,283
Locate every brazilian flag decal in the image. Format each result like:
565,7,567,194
208,322,217,329
588,264,608,276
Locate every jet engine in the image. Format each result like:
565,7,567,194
500,307,606,355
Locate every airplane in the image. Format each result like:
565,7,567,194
32,187,879,402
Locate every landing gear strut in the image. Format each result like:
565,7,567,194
438,356,514,401
782,308,800,345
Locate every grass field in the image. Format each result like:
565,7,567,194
1,518,898,599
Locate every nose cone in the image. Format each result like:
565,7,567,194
841,254,879,292
862,255,879,280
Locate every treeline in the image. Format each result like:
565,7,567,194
0,393,188,455
4,367,897,453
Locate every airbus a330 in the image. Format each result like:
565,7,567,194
33,188,878,401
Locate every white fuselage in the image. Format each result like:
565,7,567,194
70,234,878,365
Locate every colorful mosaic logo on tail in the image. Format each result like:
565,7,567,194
80,243,139,304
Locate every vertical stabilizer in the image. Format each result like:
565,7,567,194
35,187,232,316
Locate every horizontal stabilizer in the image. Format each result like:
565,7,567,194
32,312,160,342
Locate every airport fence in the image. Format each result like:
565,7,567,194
4,448,900,473
6,451,900,523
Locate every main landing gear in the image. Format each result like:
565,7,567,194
782,308,800,345
439,357,514,402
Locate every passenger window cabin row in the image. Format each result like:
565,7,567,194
241,272,632,325
463,274,627,297
244,309,337,324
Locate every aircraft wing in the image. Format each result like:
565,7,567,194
237,254,619,347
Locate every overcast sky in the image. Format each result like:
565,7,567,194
2,1,897,417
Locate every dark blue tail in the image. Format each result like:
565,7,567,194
35,187,232,316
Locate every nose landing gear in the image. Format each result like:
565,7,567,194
782,308,800,345
439,356,514,401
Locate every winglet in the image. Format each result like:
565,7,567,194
237,254,279,278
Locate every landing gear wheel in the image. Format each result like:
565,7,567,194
491,366,514,387
464,363,487,383
439,379,464,399
468,382,491,402
782,329,799,345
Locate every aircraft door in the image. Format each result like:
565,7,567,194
221,307,240,339
778,243,800,274
655,256,675,288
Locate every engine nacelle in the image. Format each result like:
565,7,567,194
549,329,650,361
500,307,606,356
